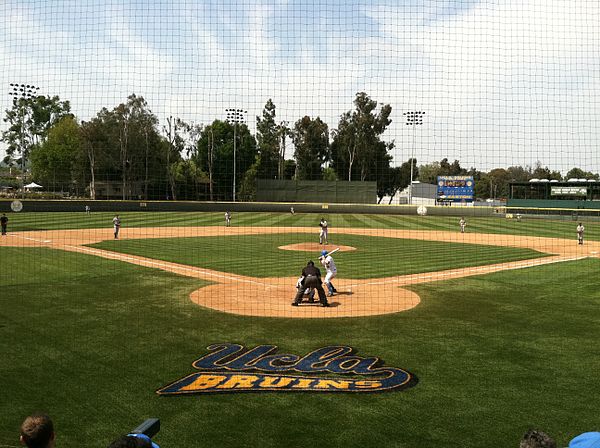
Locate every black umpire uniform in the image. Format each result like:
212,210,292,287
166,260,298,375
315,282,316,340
293,261,329,307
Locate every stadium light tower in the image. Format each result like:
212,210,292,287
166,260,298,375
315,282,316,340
225,108,247,202
403,111,425,205
9,83,40,198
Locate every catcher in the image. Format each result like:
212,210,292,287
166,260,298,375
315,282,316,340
292,261,329,307
295,275,316,302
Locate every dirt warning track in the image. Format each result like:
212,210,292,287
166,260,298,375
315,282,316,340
1,226,596,318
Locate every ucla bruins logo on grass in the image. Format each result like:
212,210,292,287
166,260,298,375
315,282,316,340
157,343,417,394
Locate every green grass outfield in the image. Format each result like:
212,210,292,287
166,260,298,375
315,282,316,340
1,212,598,447
4,210,599,241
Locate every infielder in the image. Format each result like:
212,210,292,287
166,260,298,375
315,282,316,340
319,249,337,296
459,217,466,233
225,211,231,227
319,218,328,244
112,214,121,239
577,222,585,245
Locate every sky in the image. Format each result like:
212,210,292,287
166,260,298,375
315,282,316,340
1,0,599,173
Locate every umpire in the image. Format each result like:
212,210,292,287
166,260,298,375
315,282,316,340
292,260,330,307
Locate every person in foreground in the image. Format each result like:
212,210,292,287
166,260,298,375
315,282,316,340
568,431,600,448
19,413,55,448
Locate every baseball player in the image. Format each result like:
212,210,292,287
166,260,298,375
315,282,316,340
292,260,329,307
225,211,231,227
112,214,121,239
319,217,328,244
459,217,466,233
295,275,316,302
577,222,585,245
1,213,8,236
319,249,337,296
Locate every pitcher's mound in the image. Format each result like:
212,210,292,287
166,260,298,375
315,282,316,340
278,243,356,252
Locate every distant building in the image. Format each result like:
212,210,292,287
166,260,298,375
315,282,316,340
384,182,437,205
93,181,144,200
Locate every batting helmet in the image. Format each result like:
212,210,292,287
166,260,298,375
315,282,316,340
321,250,328,256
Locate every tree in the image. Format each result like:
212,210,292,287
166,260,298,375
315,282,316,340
532,161,561,181
163,116,189,200
330,92,393,189
79,95,164,200
194,120,257,201
506,165,532,182
487,168,511,199
565,167,599,180
321,167,338,181
256,99,279,179
277,121,293,180
418,162,442,184
439,158,466,176
30,116,81,192
2,94,70,168
377,159,418,203
292,116,330,180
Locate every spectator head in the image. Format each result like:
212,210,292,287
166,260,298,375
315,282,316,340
108,434,157,448
519,429,557,448
19,413,55,448
569,432,600,448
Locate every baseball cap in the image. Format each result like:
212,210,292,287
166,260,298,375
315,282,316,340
569,432,600,448
321,250,328,256
127,433,160,448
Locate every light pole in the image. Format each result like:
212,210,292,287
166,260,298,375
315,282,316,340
225,108,247,202
9,83,40,198
403,111,425,205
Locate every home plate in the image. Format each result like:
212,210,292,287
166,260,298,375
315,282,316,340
44,240,52,243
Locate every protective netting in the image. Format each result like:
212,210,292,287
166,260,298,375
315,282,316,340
2,2,600,447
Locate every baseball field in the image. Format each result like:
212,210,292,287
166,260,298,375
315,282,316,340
2,211,600,447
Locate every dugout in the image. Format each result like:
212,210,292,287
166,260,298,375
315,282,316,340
256,179,377,204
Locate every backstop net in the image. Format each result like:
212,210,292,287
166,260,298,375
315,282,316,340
1,1,599,447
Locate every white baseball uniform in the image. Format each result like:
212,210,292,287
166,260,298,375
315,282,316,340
577,224,585,244
112,216,121,239
319,219,328,244
459,218,466,233
321,254,337,284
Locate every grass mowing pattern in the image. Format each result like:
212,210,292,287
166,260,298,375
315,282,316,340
2,248,600,447
5,210,598,241
90,233,547,278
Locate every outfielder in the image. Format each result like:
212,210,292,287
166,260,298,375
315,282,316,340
319,218,328,244
319,249,337,296
577,222,585,245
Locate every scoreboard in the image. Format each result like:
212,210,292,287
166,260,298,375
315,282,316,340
437,176,475,203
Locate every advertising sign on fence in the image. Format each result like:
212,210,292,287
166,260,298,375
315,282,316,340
550,186,587,197
437,176,474,203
